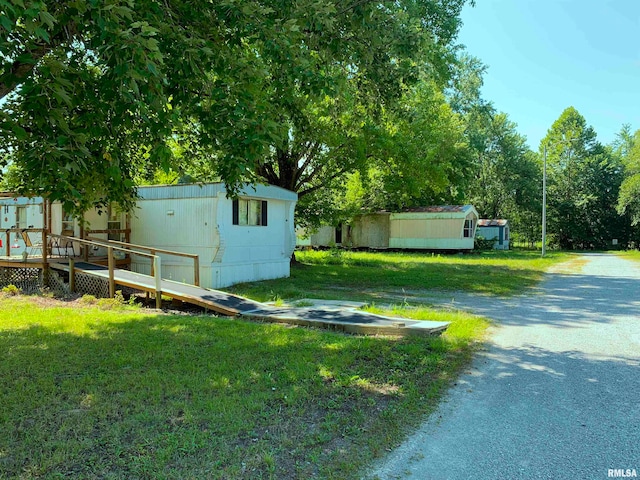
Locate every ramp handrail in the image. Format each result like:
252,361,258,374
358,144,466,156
84,236,200,287
49,233,163,308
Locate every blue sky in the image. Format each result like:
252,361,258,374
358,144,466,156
457,0,640,150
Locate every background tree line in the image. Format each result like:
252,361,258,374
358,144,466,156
1,0,639,249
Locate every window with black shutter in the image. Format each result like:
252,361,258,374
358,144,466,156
232,199,239,225
233,199,268,226
261,200,268,226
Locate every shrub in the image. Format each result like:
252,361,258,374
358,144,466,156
79,294,98,305
1,284,21,296
474,236,496,251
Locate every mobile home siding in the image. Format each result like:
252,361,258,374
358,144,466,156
388,207,477,250
215,191,294,288
131,184,297,288
310,226,337,246
130,197,217,285
351,213,390,248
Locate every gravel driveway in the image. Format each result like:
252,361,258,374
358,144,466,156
369,253,640,480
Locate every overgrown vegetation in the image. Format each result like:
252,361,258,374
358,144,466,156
0,295,487,479
1,284,21,296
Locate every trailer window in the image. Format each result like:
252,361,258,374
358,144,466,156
233,199,268,226
463,219,474,238
16,207,27,230
62,211,74,233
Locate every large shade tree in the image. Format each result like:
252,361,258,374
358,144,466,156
177,0,469,228
541,107,626,249
447,54,541,245
616,128,640,225
1,0,209,213
338,76,470,219
2,0,469,220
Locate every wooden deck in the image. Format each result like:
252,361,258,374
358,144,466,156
0,255,130,269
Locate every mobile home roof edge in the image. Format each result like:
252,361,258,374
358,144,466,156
136,183,298,201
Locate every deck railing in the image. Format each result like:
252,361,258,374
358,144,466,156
50,233,163,308
3,230,200,308
3,228,47,259
85,237,200,287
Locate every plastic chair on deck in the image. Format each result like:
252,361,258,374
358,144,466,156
21,230,43,256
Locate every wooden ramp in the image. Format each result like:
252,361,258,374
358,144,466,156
48,261,450,337
50,261,256,316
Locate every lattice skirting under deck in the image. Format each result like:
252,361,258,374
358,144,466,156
0,267,43,294
48,270,71,296
2,266,144,299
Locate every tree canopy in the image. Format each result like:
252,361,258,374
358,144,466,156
616,128,640,226
5,2,640,251
540,107,626,249
1,0,467,217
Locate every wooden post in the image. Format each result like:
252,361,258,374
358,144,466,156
194,256,200,286
153,255,162,309
82,225,88,261
150,249,156,277
5,231,9,257
108,246,115,298
47,199,52,232
145,250,153,303
125,213,131,244
69,258,76,293
41,229,49,286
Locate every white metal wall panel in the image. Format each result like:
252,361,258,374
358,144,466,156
130,185,297,288
137,183,297,202
389,237,475,250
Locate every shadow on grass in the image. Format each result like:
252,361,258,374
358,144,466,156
0,309,472,479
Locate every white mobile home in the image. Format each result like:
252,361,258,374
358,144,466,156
389,205,478,250
0,194,132,258
1,183,297,288
129,183,297,288
297,206,478,251
476,219,510,250
0,196,45,252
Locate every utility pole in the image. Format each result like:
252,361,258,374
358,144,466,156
542,145,547,257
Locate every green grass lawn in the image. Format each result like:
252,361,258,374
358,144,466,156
0,249,566,479
615,250,640,261
226,249,568,302
0,295,486,479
